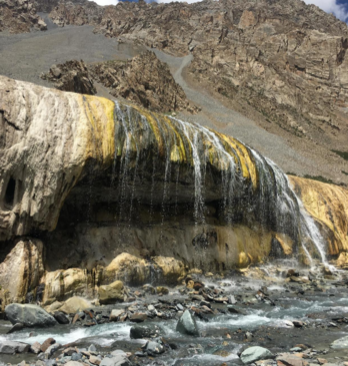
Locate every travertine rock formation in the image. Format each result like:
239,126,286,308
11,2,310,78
0,0,47,33
89,51,198,113
49,0,348,152
1,75,348,305
290,176,348,259
41,60,97,95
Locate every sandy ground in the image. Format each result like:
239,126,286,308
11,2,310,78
0,16,347,185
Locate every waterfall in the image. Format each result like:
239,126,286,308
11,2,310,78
112,102,328,266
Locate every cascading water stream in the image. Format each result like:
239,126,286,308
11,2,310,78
112,102,329,267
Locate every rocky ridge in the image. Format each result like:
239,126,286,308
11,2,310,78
49,0,348,155
41,52,199,113
41,60,97,95
0,0,47,33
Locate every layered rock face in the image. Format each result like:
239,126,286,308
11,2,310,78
1,75,348,305
49,0,348,151
0,0,47,33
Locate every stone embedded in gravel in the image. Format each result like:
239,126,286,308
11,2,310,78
240,346,274,364
176,309,199,336
109,309,125,322
130,324,162,339
331,335,348,349
40,338,56,352
30,341,42,354
71,353,83,361
100,354,132,366
65,362,85,366
0,341,30,354
129,313,147,323
90,355,101,365
54,311,70,324
276,354,305,366
5,304,57,328
45,343,61,356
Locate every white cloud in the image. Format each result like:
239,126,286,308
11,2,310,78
303,0,348,21
89,0,348,21
92,0,118,5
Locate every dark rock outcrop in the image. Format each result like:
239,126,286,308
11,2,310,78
89,51,198,113
0,0,47,33
41,60,97,95
42,52,198,113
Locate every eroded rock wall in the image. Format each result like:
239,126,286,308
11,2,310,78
1,75,348,305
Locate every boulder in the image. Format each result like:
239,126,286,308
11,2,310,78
54,311,70,324
40,338,56,352
5,304,57,328
109,309,125,322
65,362,85,366
100,354,132,366
129,313,147,323
58,297,92,314
99,281,124,305
30,342,42,354
145,341,165,355
176,309,199,336
240,346,274,364
130,324,162,339
0,341,30,354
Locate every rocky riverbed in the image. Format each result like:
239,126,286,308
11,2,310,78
1,263,348,366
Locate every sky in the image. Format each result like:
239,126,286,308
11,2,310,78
304,0,348,21
91,0,348,23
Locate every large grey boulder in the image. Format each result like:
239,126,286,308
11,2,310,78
5,303,57,328
176,309,199,336
130,324,162,339
100,354,132,366
0,341,30,354
240,346,274,364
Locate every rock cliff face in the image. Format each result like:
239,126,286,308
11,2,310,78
0,0,47,33
0,75,348,305
49,0,348,152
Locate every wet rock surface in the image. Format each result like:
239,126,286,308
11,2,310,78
1,266,348,365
